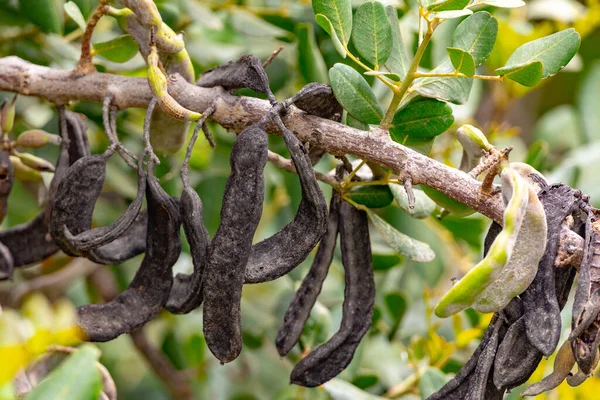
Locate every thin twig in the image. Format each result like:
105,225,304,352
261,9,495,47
262,46,284,68
267,151,338,187
75,0,109,75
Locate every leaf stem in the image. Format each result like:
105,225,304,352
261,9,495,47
343,159,367,186
343,46,398,91
413,72,504,81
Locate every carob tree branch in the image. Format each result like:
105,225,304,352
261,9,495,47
0,56,584,264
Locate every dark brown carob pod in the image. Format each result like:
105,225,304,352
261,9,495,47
77,164,181,342
197,54,277,105
290,200,374,387
0,241,14,280
521,184,582,356
292,83,343,122
244,117,328,284
85,210,148,265
276,189,341,356
0,149,14,225
202,124,268,363
65,110,90,163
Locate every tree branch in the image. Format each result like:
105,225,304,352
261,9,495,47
0,56,584,264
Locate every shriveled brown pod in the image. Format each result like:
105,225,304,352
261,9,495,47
0,150,14,225
276,189,341,356
290,201,374,387
521,339,576,397
244,117,328,284
292,83,343,122
77,165,181,342
202,124,268,363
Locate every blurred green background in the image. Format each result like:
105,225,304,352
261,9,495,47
1,0,600,399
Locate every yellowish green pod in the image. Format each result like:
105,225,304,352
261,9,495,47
0,96,16,135
10,155,43,183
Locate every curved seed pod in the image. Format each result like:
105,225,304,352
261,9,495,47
522,184,582,356
202,125,268,363
62,155,146,253
164,186,211,314
49,153,110,256
292,83,343,121
435,168,533,317
197,54,277,104
275,190,341,356
15,152,55,172
85,210,148,265
0,242,14,280
16,130,61,148
290,201,374,387
65,110,90,162
119,0,161,27
467,321,503,400
77,168,181,342
10,155,43,183
0,150,14,224
244,121,328,284
521,339,576,397
567,350,598,387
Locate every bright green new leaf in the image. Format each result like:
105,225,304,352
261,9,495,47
296,23,328,84
452,12,498,66
352,1,393,67
390,97,454,140
366,209,435,262
93,35,139,63
64,2,86,31
447,47,476,76
480,0,526,8
496,60,544,87
496,28,581,83
384,5,410,79
349,185,394,209
428,0,470,12
330,63,384,124
315,14,347,58
26,344,102,400
385,291,407,340
389,184,437,219
364,70,402,82
414,58,474,104
312,0,352,45
20,0,64,34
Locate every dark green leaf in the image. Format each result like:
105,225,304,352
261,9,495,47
312,0,353,45
372,253,402,271
27,344,102,400
351,375,379,390
366,209,436,262
296,23,328,84
418,368,450,399
19,0,63,34
352,1,393,67
93,35,139,63
385,291,407,321
414,58,474,104
64,1,86,31
428,0,470,12
496,60,544,87
451,12,498,66
330,63,384,124
496,28,580,82
390,97,454,140
349,185,393,209
447,48,475,76
384,5,410,79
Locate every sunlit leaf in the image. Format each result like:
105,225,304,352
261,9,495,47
366,209,435,262
428,0,470,12
447,48,475,76
352,1,393,67
330,63,384,124
496,60,544,87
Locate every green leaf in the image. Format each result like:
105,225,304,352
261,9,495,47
428,0,470,12
73,0,93,18
418,368,450,399
525,140,549,171
366,209,435,262
183,333,206,367
19,0,64,34
447,47,475,76
312,0,352,45
364,70,401,82
390,97,454,140
93,35,139,63
496,60,544,87
372,253,402,271
480,0,526,7
330,63,384,124
389,183,437,219
414,58,474,104
64,1,86,31
352,375,379,390
452,11,498,66
27,344,102,400
578,61,600,142
496,28,581,83
296,23,329,84
384,292,407,338
421,185,475,217
315,14,347,58
435,9,473,19
323,378,388,400
352,1,393,67
349,185,393,209
346,114,370,130
384,6,410,79
230,8,291,39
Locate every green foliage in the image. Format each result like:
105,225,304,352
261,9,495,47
348,185,394,209
329,63,383,124
93,35,139,63
351,1,392,68
19,0,64,34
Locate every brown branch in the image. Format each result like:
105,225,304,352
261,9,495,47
0,56,584,264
